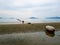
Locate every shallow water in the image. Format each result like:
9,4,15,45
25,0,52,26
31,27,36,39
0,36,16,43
0,31,60,45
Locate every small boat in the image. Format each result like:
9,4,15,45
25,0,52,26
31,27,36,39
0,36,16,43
45,25,55,33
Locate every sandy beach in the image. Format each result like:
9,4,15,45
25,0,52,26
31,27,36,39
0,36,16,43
0,22,60,34
0,22,60,45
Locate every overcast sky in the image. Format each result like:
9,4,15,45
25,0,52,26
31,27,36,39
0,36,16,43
0,0,60,21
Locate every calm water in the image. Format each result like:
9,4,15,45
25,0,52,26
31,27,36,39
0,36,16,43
0,31,60,45
0,18,60,24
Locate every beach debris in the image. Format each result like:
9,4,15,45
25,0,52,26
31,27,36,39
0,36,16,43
16,19,21,22
45,25,55,32
27,22,31,24
22,21,24,24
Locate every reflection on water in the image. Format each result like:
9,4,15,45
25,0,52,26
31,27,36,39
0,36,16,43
0,31,60,45
45,30,55,37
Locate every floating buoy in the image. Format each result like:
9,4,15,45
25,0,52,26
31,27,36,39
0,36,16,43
45,25,55,33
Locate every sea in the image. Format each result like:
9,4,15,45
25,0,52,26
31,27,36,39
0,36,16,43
0,18,60,24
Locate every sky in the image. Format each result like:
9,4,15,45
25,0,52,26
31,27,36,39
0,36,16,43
0,0,60,23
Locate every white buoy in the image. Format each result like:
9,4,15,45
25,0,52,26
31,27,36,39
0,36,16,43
46,25,55,31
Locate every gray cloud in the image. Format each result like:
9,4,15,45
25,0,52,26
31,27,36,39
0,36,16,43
0,0,60,19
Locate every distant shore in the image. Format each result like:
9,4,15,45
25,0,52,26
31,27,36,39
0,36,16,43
0,22,60,34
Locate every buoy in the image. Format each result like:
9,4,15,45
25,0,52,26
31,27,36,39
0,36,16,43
45,25,55,32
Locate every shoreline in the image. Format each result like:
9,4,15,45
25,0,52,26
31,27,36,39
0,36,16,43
0,22,60,25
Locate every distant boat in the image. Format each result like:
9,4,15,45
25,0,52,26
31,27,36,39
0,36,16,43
45,25,55,33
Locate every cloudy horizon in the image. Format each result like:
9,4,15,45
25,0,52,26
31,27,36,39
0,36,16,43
0,0,60,23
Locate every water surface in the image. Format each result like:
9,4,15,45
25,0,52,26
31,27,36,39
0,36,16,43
0,31,60,45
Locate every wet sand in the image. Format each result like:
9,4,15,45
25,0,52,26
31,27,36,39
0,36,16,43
0,31,60,45
0,23,60,34
0,23,60,45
